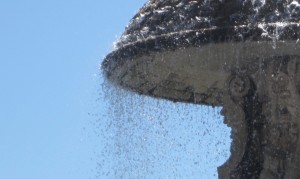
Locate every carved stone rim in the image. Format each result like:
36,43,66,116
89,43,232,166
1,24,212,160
102,24,299,106
102,23,300,76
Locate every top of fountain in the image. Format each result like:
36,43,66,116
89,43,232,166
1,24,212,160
115,0,299,47
102,0,300,106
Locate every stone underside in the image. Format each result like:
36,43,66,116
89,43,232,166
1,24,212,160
104,40,300,106
102,0,300,103
218,55,300,178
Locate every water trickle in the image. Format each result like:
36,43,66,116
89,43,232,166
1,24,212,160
97,79,231,178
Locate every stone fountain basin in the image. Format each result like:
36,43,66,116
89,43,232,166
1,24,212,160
102,24,300,106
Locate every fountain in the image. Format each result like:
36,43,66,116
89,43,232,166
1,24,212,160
102,0,300,178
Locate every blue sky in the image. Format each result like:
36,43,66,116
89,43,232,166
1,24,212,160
0,1,230,178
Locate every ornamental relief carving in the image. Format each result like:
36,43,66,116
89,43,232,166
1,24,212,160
218,73,262,178
261,56,300,178
218,56,300,178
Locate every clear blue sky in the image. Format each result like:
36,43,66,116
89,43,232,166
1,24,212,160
0,1,230,179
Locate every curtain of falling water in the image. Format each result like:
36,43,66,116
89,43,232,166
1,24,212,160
97,79,231,178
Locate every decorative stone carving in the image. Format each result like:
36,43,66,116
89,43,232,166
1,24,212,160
219,72,264,178
218,56,300,178
217,91,248,179
260,56,300,179
228,75,251,99
217,56,300,178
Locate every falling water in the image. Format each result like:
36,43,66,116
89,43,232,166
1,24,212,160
96,78,231,178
